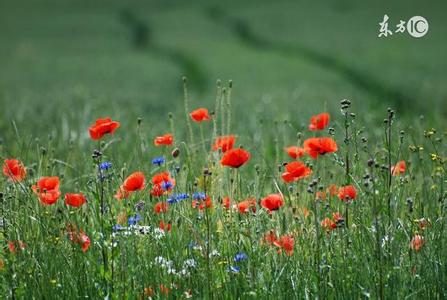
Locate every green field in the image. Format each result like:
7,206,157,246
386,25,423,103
0,0,446,299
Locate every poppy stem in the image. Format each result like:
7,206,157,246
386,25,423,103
183,76,195,146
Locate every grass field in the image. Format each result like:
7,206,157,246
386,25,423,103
0,0,446,298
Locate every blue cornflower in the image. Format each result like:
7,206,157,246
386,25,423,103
112,224,124,231
192,192,206,200
128,214,141,226
99,161,112,170
152,156,165,166
229,266,240,273
161,181,173,191
167,193,189,204
234,252,248,262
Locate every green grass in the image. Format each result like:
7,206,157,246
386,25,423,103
0,0,446,298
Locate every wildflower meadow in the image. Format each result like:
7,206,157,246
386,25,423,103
1,77,446,299
1,1,447,299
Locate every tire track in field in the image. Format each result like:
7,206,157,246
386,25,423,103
119,9,208,93
205,6,421,113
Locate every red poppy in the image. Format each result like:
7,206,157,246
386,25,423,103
8,240,26,254
338,185,357,201
303,137,338,159
212,135,236,153
392,160,406,176
32,176,61,205
88,117,120,140
190,108,211,122
222,197,231,210
67,225,90,252
192,196,212,210
262,231,278,246
123,172,146,192
79,231,91,252
276,235,294,256
285,146,305,159
328,184,338,196
221,148,250,168
281,161,312,183
261,194,284,212
321,217,337,231
154,201,169,214
159,220,172,232
410,235,424,252
237,198,257,214
160,284,170,295
332,212,344,223
154,133,173,146
114,185,129,200
3,159,26,181
65,193,86,207
267,233,294,256
309,112,330,131
150,172,175,197
315,191,326,201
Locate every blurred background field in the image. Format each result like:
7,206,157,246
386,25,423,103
0,0,446,138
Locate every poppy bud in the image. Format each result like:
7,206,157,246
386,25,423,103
228,79,233,88
41,147,47,156
340,99,351,106
137,117,142,125
216,79,221,86
172,148,180,158
182,76,187,83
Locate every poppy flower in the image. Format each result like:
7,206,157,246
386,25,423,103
79,231,91,252
392,160,406,176
303,137,338,159
65,193,86,207
222,197,231,210
221,148,250,168
192,196,212,210
32,176,61,205
328,184,338,197
281,161,312,183
237,198,257,214
309,112,330,131
410,235,424,252
151,172,175,197
316,191,326,200
123,172,146,192
114,185,129,200
338,185,357,202
159,220,172,232
285,146,305,159
154,201,169,214
8,240,26,254
261,194,284,212
262,231,278,246
160,284,170,295
321,217,337,231
190,108,211,122
88,117,120,140
276,235,294,256
213,135,236,153
3,159,26,181
332,212,345,227
154,133,173,146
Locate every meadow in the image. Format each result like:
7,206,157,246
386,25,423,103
0,0,446,299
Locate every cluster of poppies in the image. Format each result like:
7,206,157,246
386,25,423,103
1,109,414,256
